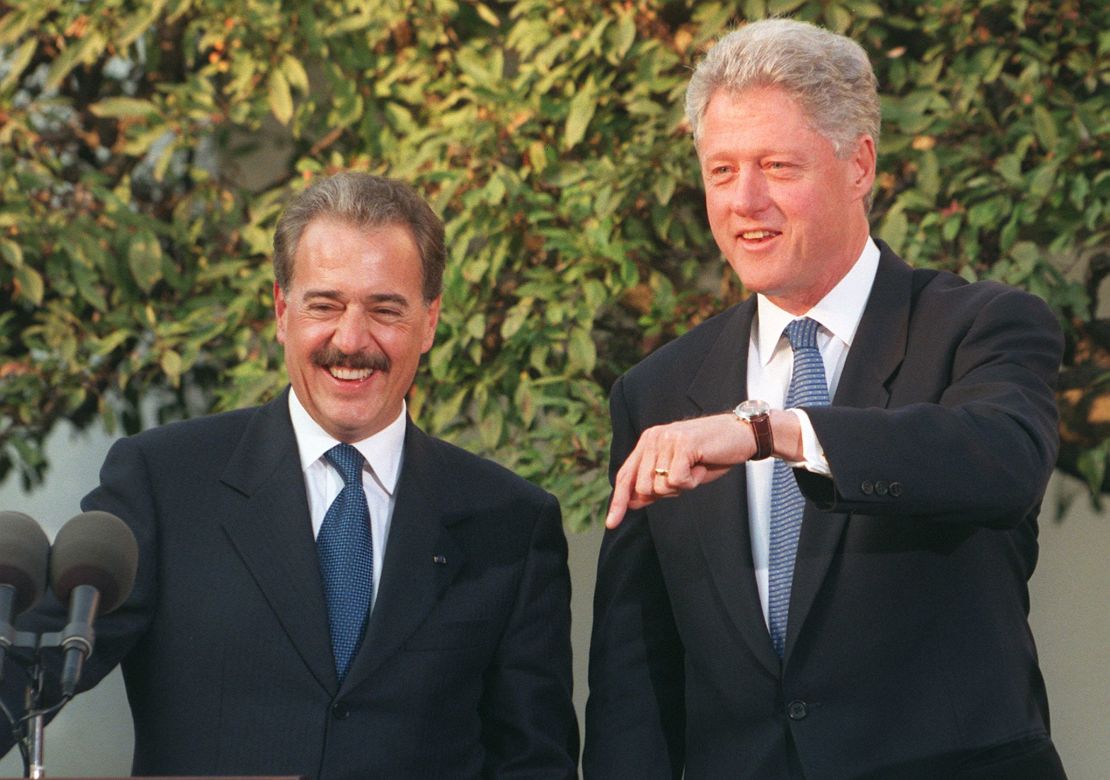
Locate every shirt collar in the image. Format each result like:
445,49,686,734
754,237,881,365
287,388,406,496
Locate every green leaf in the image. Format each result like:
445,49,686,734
1031,105,1058,150
743,0,768,19
0,38,37,93
478,404,503,448
995,154,1023,187
474,2,500,27
916,151,940,200
117,0,166,48
614,11,636,58
825,3,852,33
282,55,310,93
653,176,676,206
1076,444,1108,502
70,256,108,312
567,327,597,373
879,207,908,254
0,7,49,47
767,0,805,14
431,387,468,431
1028,164,1056,200
501,300,532,340
564,80,598,151
465,313,485,340
160,349,183,385
122,126,170,156
44,31,106,92
128,231,163,292
514,379,536,427
92,330,130,356
967,198,1003,227
89,97,160,119
0,237,23,268
12,265,43,305
268,69,294,125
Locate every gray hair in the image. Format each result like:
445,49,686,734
273,172,446,303
685,19,880,159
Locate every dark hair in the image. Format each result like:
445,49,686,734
272,172,446,302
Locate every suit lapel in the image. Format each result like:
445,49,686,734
684,299,781,676
340,422,464,693
784,246,914,663
829,245,914,410
218,389,338,693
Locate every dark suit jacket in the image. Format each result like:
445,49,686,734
5,389,578,778
584,242,1065,779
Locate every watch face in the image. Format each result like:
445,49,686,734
736,399,771,419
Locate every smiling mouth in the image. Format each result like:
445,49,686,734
739,230,780,240
328,366,375,381
312,346,390,381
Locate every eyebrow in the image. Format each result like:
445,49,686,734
302,289,412,308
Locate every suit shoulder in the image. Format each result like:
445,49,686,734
120,405,261,461
913,267,1059,328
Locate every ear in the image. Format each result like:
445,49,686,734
274,281,288,345
848,134,877,201
420,296,442,354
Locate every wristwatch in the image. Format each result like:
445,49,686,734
733,400,774,460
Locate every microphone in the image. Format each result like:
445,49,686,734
48,511,138,698
0,511,50,681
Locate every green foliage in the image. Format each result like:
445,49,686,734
1,0,1107,526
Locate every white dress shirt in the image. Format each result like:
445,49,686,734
745,238,881,626
288,389,406,612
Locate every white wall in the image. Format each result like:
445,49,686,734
1,424,1106,777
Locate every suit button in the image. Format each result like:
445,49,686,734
787,700,808,720
875,480,889,496
890,481,903,497
860,480,874,495
331,702,350,720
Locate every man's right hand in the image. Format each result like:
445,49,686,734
605,409,803,529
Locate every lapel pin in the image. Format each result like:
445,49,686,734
432,554,447,565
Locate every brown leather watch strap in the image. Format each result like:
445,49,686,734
746,412,774,460
734,400,774,460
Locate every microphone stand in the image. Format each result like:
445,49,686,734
8,628,70,779
25,690,43,780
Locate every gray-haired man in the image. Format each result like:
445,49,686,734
585,19,1065,779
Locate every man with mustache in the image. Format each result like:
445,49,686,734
584,19,1065,779
3,172,578,778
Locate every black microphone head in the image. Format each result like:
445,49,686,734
0,511,51,614
50,511,138,614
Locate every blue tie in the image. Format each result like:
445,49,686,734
768,317,830,658
318,443,374,681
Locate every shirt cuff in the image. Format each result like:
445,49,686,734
786,409,831,476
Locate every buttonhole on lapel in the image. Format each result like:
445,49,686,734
432,554,447,565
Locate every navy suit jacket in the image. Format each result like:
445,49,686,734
584,242,1064,779
5,389,578,778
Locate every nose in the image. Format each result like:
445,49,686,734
330,308,375,354
729,165,771,216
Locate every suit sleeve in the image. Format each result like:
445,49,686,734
797,284,1063,527
478,492,579,778
0,435,156,757
583,376,686,779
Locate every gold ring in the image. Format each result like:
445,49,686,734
653,467,670,477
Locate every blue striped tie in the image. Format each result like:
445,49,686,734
768,317,830,658
317,443,374,681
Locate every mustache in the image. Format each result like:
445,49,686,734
311,346,391,373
